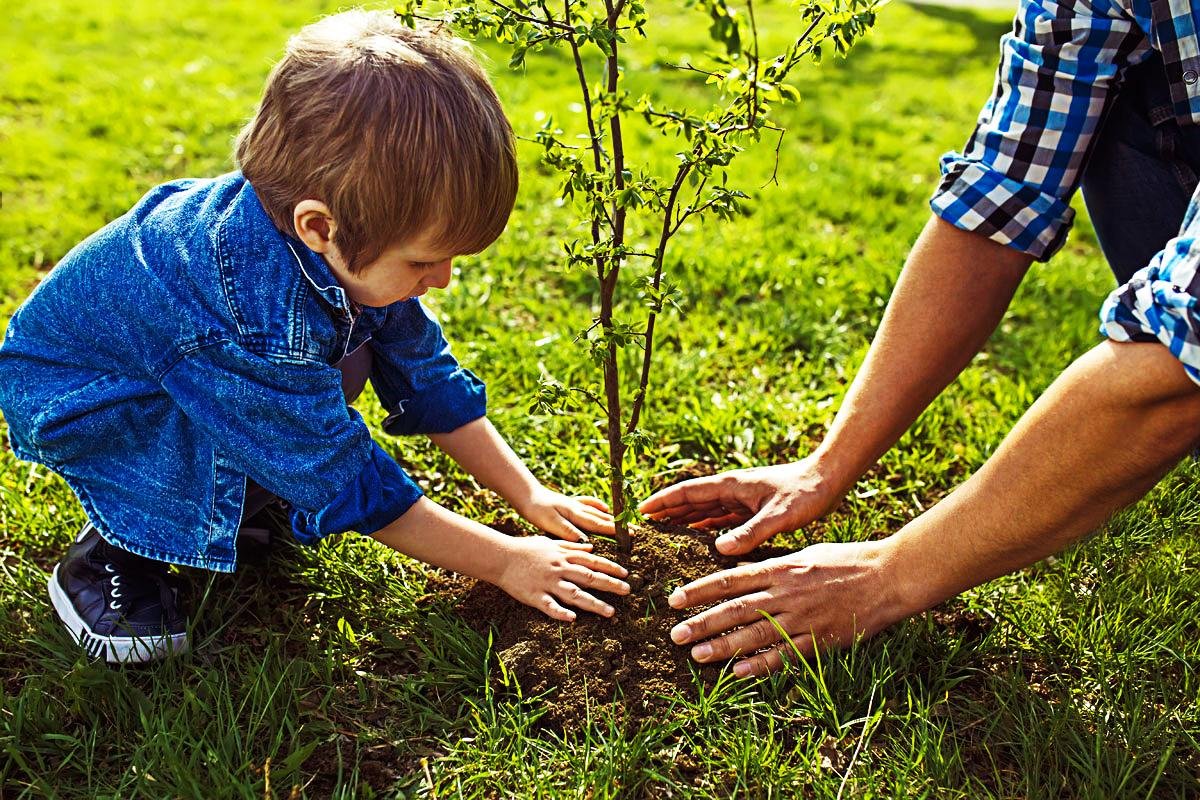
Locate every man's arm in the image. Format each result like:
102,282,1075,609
666,339,1200,676
641,216,1031,553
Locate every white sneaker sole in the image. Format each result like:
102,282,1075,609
47,564,189,664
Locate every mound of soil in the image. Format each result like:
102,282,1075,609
430,522,771,731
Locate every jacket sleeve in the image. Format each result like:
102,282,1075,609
369,299,487,436
159,340,423,541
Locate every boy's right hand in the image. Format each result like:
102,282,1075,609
496,537,630,622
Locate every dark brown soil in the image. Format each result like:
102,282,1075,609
429,521,786,731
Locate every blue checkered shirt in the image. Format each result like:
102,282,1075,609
1101,183,1200,384
931,0,1200,261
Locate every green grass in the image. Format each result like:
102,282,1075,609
2,0,1199,796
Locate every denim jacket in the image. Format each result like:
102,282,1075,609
0,172,486,571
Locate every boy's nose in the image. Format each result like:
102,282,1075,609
426,259,453,289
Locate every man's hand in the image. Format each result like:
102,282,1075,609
664,341,1200,677
639,457,844,555
496,537,630,622
667,540,909,676
516,487,615,542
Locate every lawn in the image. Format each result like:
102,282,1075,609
2,0,1199,797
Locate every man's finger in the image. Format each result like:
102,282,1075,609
639,475,734,514
732,635,813,677
714,505,790,555
640,497,729,521
687,511,751,530
668,561,771,609
687,617,785,663
669,590,776,644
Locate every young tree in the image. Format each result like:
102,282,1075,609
398,0,878,553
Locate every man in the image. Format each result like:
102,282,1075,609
641,0,1200,676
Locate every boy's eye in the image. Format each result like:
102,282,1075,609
411,261,439,269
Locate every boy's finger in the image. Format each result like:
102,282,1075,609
574,495,612,512
571,508,616,535
554,519,588,542
538,594,577,622
560,541,594,552
564,565,630,595
554,581,615,617
568,551,629,579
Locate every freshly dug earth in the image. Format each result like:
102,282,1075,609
432,522,778,731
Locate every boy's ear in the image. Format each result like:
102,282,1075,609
292,200,337,253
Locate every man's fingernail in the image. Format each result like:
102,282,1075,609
733,661,753,677
668,588,685,607
715,534,734,551
691,643,713,661
603,605,614,617
670,623,691,643
579,533,589,543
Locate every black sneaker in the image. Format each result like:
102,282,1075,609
47,523,189,664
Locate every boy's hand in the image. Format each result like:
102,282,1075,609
497,537,630,622
517,486,616,542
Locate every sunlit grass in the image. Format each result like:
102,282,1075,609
2,0,1198,796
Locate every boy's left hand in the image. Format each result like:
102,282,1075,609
518,487,615,542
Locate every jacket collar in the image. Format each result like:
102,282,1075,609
221,172,354,314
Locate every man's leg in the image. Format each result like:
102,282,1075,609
1082,55,1200,284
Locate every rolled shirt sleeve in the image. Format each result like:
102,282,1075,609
368,299,487,436
1101,198,1200,385
160,340,423,540
931,0,1150,260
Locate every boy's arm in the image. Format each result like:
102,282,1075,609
428,418,616,541
371,496,628,621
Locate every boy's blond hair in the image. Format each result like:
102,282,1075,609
236,10,518,273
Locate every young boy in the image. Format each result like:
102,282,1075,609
0,10,628,664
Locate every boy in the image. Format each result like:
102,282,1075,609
0,10,628,664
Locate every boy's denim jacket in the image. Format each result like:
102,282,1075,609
0,172,486,571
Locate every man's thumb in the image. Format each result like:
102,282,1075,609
714,512,777,555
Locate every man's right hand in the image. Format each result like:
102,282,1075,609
638,456,846,555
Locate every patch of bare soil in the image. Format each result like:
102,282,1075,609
431,521,763,731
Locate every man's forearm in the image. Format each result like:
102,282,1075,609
816,216,1032,493
887,340,1200,614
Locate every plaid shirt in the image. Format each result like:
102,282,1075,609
1101,183,1200,385
931,0,1200,261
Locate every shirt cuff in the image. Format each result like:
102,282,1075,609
1100,253,1200,388
931,155,1076,262
290,440,424,542
382,367,487,436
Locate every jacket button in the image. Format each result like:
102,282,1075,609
1185,69,1198,85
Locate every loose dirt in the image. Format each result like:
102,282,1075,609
430,521,787,731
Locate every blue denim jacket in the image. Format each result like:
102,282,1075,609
0,172,486,571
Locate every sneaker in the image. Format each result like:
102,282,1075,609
47,523,189,664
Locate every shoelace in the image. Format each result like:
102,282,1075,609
103,561,165,614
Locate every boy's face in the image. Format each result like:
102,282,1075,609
291,201,456,308
324,231,456,309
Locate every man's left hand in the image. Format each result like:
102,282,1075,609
668,539,912,676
